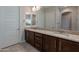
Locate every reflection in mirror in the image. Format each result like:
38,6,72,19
60,6,78,31
25,14,31,25
61,12,72,30
23,6,37,28
25,14,36,26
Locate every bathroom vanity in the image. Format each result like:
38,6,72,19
24,6,79,52
25,28,79,52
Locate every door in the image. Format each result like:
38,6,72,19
0,7,20,49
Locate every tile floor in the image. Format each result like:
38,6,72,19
0,42,39,52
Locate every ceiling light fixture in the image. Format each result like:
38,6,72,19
32,6,41,12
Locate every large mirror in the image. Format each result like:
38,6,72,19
36,6,79,34
23,6,79,34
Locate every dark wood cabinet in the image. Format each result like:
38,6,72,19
25,30,28,42
59,39,79,52
42,35,49,52
34,33,43,51
25,30,34,46
43,35,57,52
25,30,79,52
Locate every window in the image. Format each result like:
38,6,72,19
25,14,36,26
25,14,32,25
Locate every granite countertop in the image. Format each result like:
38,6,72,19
25,28,79,42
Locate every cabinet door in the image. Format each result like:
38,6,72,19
60,39,79,52
49,36,57,52
43,35,57,52
25,30,28,42
43,35,49,52
25,30,34,46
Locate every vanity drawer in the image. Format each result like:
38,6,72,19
35,32,42,38
34,32,43,51
35,36,42,44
